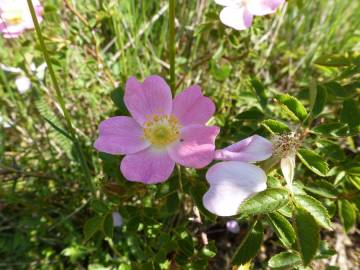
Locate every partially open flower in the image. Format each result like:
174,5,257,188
214,0,285,30
15,75,31,94
203,135,271,216
0,0,43,38
94,75,219,184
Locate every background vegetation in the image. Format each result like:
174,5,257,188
0,0,359,269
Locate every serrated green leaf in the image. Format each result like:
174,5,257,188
232,221,263,265
91,199,109,214
338,200,356,232
201,247,216,258
277,94,308,122
294,194,332,229
348,176,360,190
262,119,291,134
83,216,102,241
251,78,267,109
304,180,338,199
324,82,349,97
294,207,320,266
103,212,114,238
297,149,329,177
340,99,360,127
310,85,327,118
238,188,289,215
267,212,296,248
314,54,353,67
268,251,302,268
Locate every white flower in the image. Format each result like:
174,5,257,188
15,76,31,94
214,0,285,30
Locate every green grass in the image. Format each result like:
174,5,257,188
0,0,359,269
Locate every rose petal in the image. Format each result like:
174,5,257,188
120,148,175,184
247,0,285,16
172,85,216,126
215,135,272,162
124,75,172,125
203,161,267,216
219,6,253,30
214,0,237,7
281,153,296,187
168,125,220,168
94,116,150,155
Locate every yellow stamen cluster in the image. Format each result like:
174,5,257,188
2,9,23,25
143,114,181,148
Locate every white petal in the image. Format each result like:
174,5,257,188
219,6,253,30
203,181,248,216
281,153,296,187
206,161,267,188
215,0,238,6
15,76,31,94
203,161,267,216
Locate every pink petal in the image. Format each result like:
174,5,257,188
247,0,285,16
94,116,150,155
214,0,237,7
215,135,272,162
124,75,172,125
219,6,253,30
120,148,175,184
203,161,267,216
172,85,216,126
168,125,220,168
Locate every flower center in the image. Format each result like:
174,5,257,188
143,114,181,148
272,133,301,158
2,9,23,25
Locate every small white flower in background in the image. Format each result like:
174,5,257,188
30,62,47,80
15,75,31,94
0,115,12,128
214,0,285,30
112,211,123,227
226,220,240,234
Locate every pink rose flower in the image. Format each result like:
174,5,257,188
94,75,220,184
215,0,285,30
203,135,272,216
0,0,43,38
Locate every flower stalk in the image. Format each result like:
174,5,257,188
168,0,176,92
26,0,95,194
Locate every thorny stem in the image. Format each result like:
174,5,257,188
27,0,95,195
168,0,176,93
